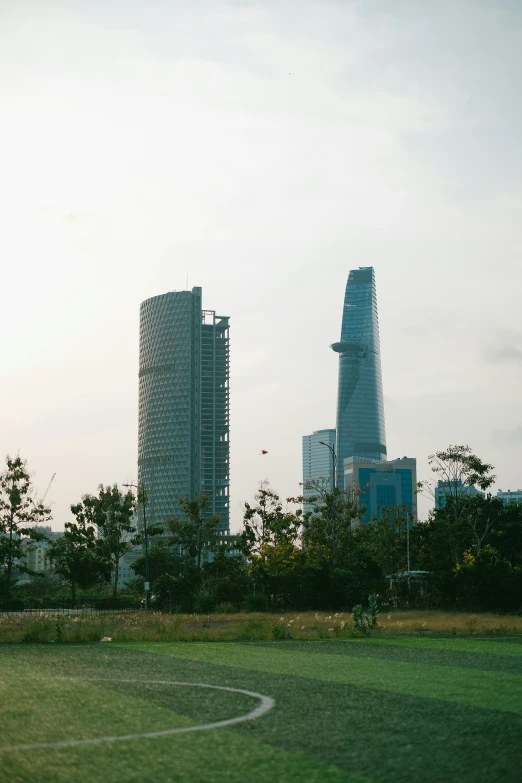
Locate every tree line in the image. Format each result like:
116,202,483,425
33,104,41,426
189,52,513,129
1,446,521,613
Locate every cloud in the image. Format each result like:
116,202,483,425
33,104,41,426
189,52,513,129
483,343,522,364
491,425,522,445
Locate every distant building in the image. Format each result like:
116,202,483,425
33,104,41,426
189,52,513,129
496,489,522,506
116,546,143,590
17,527,63,584
302,429,336,513
343,456,417,525
331,267,387,487
434,480,484,509
138,287,230,532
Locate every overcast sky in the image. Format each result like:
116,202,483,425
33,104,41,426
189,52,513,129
1,0,521,530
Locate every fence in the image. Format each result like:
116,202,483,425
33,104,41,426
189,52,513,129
0,598,143,616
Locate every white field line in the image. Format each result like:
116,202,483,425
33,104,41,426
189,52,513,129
0,679,275,753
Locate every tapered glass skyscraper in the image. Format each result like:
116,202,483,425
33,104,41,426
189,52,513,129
331,267,386,486
138,287,230,531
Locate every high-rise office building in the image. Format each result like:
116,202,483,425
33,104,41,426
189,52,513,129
302,428,336,513
434,480,484,509
331,267,386,486
343,456,417,524
138,288,230,531
496,489,522,506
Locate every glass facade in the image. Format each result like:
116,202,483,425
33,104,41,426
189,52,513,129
302,428,336,513
138,288,230,531
332,267,386,487
496,490,522,506
344,457,417,524
434,480,484,509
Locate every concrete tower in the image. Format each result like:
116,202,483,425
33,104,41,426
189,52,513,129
138,288,230,531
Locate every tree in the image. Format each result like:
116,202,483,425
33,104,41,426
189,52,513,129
453,545,522,612
242,482,301,558
48,520,109,604
302,483,361,569
356,507,411,578
0,455,51,591
240,483,304,608
418,445,495,524
71,485,138,598
166,494,222,568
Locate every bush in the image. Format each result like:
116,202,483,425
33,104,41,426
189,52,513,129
244,593,267,612
194,590,215,613
215,602,236,614
272,624,293,640
22,621,54,643
352,593,380,636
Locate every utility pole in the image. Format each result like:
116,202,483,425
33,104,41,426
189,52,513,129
123,483,150,610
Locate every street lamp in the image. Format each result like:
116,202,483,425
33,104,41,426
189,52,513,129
123,483,150,610
319,441,337,490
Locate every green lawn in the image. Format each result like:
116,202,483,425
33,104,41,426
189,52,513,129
1,638,521,782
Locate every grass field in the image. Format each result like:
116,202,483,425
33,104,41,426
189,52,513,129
1,609,522,642
1,637,521,782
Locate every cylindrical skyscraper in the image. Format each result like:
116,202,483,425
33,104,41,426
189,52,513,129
331,267,386,487
138,288,230,530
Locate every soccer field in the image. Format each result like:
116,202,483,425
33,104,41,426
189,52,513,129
1,638,521,782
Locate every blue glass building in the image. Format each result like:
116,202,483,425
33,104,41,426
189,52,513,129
331,267,386,487
344,457,417,524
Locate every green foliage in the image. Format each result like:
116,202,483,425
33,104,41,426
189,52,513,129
9,445,521,616
244,593,268,612
215,601,236,614
194,589,216,613
272,623,293,640
303,484,362,569
242,482,301,558
0,454,52,589
367,593,379,629
166,494,222,568
352,604,366,636
48,517,110,604
83,485,138,598
352,594,380,636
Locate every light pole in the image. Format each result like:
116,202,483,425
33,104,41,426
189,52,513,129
319,441,337,490
123,483,150,610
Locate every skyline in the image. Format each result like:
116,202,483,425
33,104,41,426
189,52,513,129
1,1,521,530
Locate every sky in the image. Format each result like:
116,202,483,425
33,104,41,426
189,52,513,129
1,0,521,531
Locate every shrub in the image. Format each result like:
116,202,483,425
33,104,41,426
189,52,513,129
352,605,367,636
215,602,236,614
194,590,215,613
22,621,54,643
272,624,293,640
244,593,267,612
352,593,380,636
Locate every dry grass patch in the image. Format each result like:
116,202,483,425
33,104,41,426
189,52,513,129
376,610,522,636
0,609,520,643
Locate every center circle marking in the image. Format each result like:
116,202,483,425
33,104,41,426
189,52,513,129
0,679,275,752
